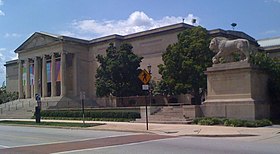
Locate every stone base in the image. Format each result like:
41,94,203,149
203,62,270,120
201,101,270,120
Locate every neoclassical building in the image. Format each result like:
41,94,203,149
5,23,261,106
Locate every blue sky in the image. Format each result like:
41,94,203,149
0,0,280,84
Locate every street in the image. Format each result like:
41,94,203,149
0,125,280,154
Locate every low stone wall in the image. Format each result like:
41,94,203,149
200,102,270,120
139,106,162,118
182,105,203,119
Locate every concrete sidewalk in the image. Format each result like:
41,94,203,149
1,119,280,139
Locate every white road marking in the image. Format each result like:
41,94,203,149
0,144,10,148
52,136,177,154
5,133,142,149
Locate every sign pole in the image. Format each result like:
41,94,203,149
80,92,85,127
138,69,152,131
145,88,149,130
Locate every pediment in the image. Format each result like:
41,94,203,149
15,32,61,53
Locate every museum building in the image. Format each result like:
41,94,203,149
5,23,275,106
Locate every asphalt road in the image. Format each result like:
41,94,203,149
0,125,135,149
70,136,280,154
1,125,280,154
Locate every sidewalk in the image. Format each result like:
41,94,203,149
1,119,280,139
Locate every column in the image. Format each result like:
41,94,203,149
60,52,66,96
51,53,57,97
42,55,47,97
18,60,23,99
73,54,77,96
34,57,39,96
26,59,31,98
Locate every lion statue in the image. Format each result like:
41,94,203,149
209,37,250,64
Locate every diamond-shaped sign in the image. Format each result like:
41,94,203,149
138,69,151,85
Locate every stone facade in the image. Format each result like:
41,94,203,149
5,23,261,106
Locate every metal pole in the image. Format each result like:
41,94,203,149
82,98,85,126
145,92,148,130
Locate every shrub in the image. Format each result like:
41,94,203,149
40,110,140,120
224,119,245,127
198,119,214,125
193,117,225,125
193,117,272,127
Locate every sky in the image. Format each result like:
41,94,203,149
0,0,280,85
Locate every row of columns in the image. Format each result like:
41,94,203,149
18,52,66,99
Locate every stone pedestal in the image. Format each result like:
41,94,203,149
202,62,270,120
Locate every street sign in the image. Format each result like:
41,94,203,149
80,91,85,100
142,84,149,90
138,69,151,84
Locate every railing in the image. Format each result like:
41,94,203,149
0,95,192,115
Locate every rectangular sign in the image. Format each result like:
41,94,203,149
142,84,149,91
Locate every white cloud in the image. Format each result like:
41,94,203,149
0,10,4,16
64,11,200,39
4,33,21,38
264,30,278,34
0,48,7,82
265,0,280,3
272,0,280,3
0,47,17,84
0,0,4,16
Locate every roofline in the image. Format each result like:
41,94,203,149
89,34,124,44
89,23,193,44
123,23,193,39
209,29,256,42
15,32,89,53
261,45,280,51
14,23,259,53
4,59,18,66
257,36,280,41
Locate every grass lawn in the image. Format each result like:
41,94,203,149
0,120,103,128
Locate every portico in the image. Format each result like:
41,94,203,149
13,32,83,101
17,52,66,99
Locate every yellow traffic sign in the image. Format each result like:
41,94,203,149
138,69,151,84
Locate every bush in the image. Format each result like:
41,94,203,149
224,119,245,127
198,119,214,125
40,110,141,120
193,117,272,127
193,117,225,125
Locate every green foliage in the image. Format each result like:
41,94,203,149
42,117,134,122
193,117,272,127
0,86,18,104
224,119,245,127
158,26,214,104
95,43,144,97
193,117,226,125
40,110,141,120
249,52,280,103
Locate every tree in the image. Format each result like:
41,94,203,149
249,52,280,104
95,42,143,97
0,85,18,104
158,26,214,105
